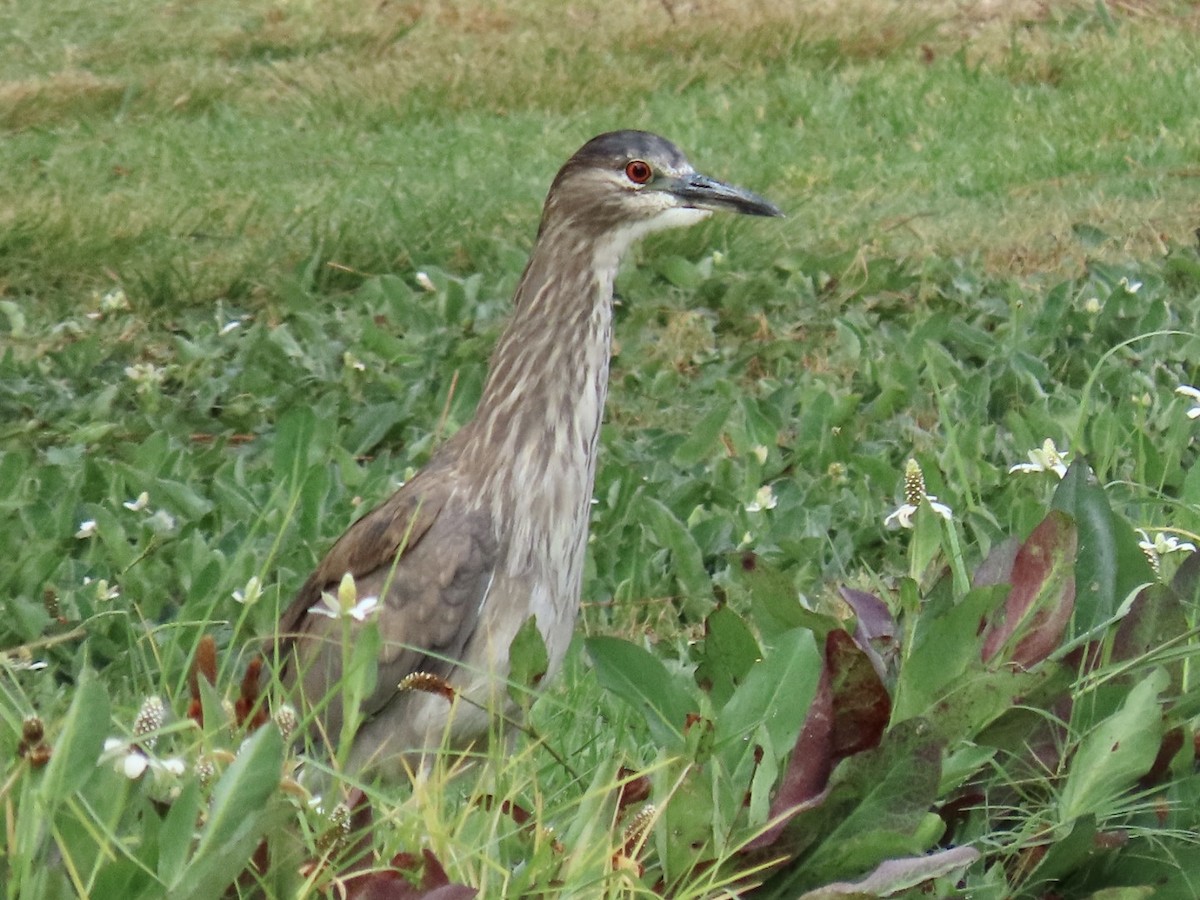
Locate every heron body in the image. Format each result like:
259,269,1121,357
274,131,781,778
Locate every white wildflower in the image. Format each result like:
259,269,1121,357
884,458,953,529
122,491,150,512
415,271,437,292
1082,296,1102,314
83,577,120,601
99,288,130,312
745,484,778,513
1118,277,1142,294
884,498,953,529
308,573,380,622
146,509,177,534
100,737,184,782
751,445,769,465
75,519,98,539
232,575,263,606
1137,528,1197,558
1175,385,1200,420
125,362,166,394
1009,439,1071,478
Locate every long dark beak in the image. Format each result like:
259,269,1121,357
668,171,784,218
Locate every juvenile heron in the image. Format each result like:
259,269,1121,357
274,130,781,777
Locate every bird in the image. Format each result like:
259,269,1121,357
272,130,781,779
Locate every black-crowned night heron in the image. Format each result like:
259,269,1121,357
274,130,781,778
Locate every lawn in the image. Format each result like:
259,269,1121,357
2,1,1200,897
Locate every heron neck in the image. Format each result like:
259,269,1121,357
459,228,618,542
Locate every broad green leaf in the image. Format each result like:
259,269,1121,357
39,671,109,812
892,585,1007,727
736,556,839,644
157,778,202,885
694,604,761,708
170,726,284,897
1059,669,1168,823
640,496,712,620
508,615,550,706
585,636,695,750
273,405,319,487
657,762,716,883
171,807,290,900
780,719,944,891
672,400,733,467
1052,461,1154,634
716,627,820,786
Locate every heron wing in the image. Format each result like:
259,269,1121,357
275,474,498,736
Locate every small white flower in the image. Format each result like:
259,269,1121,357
1082,296,1102,314
1118,277,1142,294
1175,385,1200,420
124,362,165,384
884,497,953,530
308,573,380,621
125,362,167,396
219,319,242,335
75,520,98,539
1137,529,1197,557
146,509,177,534
885,458,953,529
101,738,144,777
102,739,186,781
83,577,120,601
745,484,778,513
5,655,48,672
233,575,263,606
1009,439,1071,478
415,271,437,292
751,445,769,465
343,351,367,372
99,288,130,312
122,491,150,512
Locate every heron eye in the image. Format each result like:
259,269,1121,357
625,160,653,184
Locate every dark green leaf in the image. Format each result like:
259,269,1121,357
39,671,109,811
640,496,712,620
585,636,695,750
1052,461,1154,634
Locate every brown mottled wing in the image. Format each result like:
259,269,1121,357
274,474,498,743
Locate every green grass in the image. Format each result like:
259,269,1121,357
3,0,1200,897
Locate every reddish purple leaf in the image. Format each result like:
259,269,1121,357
972,537,1020,588
825,629,891,760
839,587,897,678
743,628,894,853
744,665,833,851
981,511,1077,668
341,848,477,900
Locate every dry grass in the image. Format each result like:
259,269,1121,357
0,0,1116,130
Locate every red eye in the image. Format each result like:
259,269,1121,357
625,160,653,184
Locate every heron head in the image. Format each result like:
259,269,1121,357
541,130,782,251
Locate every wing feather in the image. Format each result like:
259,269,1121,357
273,471,498,744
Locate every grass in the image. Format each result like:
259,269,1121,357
2,0,1200,897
